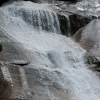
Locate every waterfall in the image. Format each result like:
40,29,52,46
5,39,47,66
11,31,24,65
2,1,61,34
58,14,71,36
28,10,61,33
0,1,100,100
47,0,55,4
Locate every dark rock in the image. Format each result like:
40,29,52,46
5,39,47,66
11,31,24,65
98,16,100,19
58,14,71,36
0,44,2,52
84,53,99,65
84,52,100,72
10,60,29,66
24,0,35,2
0,0,9,6
58,0,81,3
69,14,93,36
58,13,95,37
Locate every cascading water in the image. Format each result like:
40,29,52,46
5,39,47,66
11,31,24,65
2,2,61,34
75,0,100,17
66,15,71,36
0,1,100,100
47,0,55,4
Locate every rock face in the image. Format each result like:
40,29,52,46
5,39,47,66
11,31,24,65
58,14,71,36
72,19,100,51
71,14,100,74
58,14,96,36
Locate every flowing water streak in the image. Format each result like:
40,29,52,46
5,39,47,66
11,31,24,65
27,9,61,33
65,15,71,36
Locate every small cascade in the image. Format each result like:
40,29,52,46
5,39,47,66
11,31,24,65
66,16,71,37
47,0,55,4
28,10,61,33
58,14,71,36
5,2,61,34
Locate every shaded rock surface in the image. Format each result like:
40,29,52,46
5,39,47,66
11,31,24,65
72,19,100,51
58,13,96,36
69,14,95,36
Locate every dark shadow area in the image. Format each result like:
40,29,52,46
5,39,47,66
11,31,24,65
0,0,9,6
58,0,81,3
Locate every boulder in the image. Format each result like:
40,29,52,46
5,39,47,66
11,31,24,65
72,19,100,51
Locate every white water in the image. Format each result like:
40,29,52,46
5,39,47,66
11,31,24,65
0,1,100,100
75,0,100,17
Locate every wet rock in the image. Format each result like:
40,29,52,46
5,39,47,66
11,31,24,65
1,1,100,100
72,19,100,51
69,14,93,36
58,14,71,36
84,53,99,65
24,0,37,3
84,52,100,72
58,13,96,36
58,13,82,36
0,44,2,52
58,0,81,3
